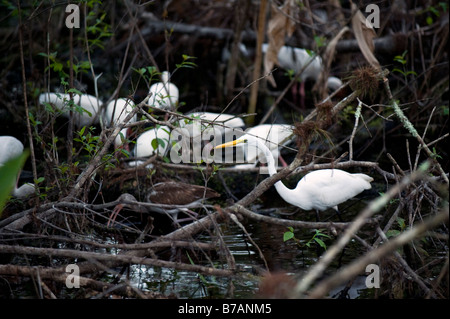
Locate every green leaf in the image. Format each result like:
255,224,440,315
67,88,82,96
392,68,405,75
315,229,331,238
157,138,166,148
283,231,294,242
151,138,159,150
405,70,417,76
394,56,406,64
314,237,327,250
429,6,440,17
386,229,401,238
0,151,29,216
396,217,406,230
119,149,131,158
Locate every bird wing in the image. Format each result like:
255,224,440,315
296,170,372,210
149,182,219,205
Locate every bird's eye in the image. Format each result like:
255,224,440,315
243,139,248,143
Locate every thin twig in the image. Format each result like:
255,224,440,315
306,207,448,298
295,164,430,297
17,2,38,190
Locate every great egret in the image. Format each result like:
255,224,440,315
179,111,245,141
215,135,373,220
127,125,171,167
262,44,342,107
107,182,220,227
148,71,179,110
104,98,137,148
0,136,35,198
39,92,102,128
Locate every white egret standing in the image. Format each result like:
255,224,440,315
148,71,179,110
262,44,342,107
104,97,137,149
215,135,373,220
0,136,35,198
39,92,102,128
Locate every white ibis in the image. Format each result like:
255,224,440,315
262,44,342,107
39,92,102,128
148,71,179,110
215,135,373,221
104,97,137,149
128,125,171,167
107,182,220,227
0,136,35,198
179,111,245,141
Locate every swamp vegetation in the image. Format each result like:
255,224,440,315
0,0,448,299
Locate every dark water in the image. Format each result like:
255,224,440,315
120,203,373,299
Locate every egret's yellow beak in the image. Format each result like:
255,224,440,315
214,138,246,149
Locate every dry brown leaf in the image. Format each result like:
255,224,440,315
313,26,350,97
264,0,297,87
351,1,381,70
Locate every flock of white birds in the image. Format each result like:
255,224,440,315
2,44,373,221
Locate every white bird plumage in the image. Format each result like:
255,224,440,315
104,98,136,148
243,124,293,167
0,136,35,198
127,126,171,167
215,135,373,219
39,92,102,128
148,71,179,110
262,44,342,91
179,111,245,141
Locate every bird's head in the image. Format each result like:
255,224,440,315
327,76,343,92
214,134,259,150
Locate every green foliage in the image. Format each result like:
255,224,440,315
283,227,331,250
74,126,100,157
83,9,113,50
38,52,69,79
386,217,407,238
0,151,29,215
175,54,198,69
431,147,442,160
313,35,326,49
392,51,417,79
151,137,166,151
423,2,448,25
133,66,160,88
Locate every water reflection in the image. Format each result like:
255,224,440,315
115,205,371,299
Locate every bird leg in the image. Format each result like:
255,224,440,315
107,204,124,228
334,208,343,222
278,155,288,167
173,208,198,223
166,208,199,226
299,81,306,108
315,209,321,222
291,81,306,108
291,82,299,106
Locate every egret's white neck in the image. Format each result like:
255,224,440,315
12,183,35,199
253,138,311,210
